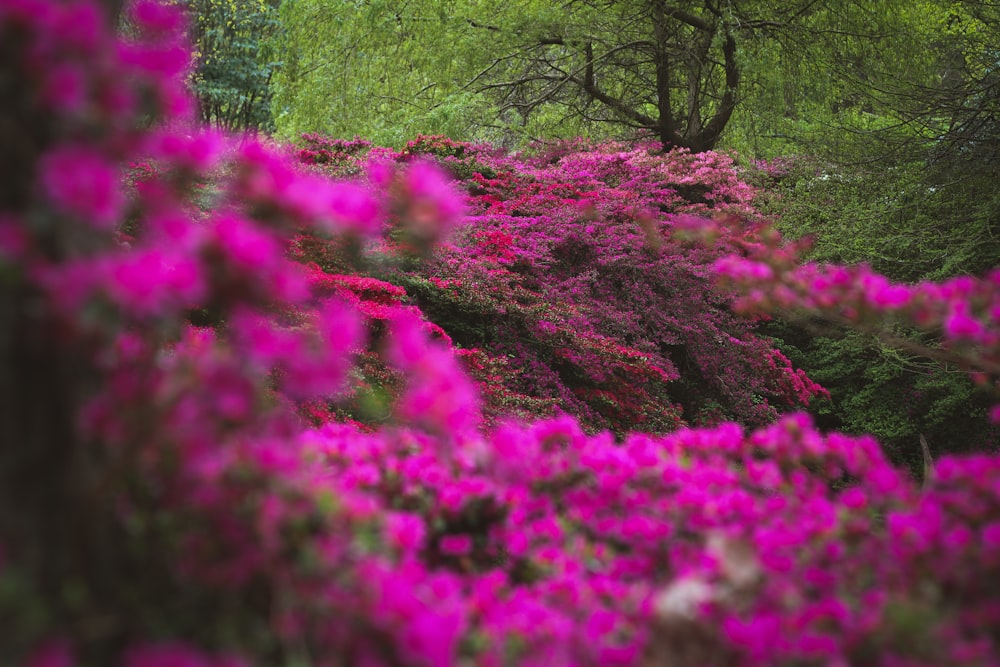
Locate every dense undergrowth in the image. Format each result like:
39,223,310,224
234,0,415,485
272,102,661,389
746,156,999,467
2,2,1000,666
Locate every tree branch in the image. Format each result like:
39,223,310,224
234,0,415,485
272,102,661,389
662,5,712,32
696,29,740,151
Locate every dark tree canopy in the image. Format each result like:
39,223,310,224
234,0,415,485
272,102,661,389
465,0,835,152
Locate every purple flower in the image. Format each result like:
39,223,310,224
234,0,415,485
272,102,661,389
40,145,123,229
439,534,473,556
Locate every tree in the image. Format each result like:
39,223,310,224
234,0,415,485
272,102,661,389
183,0,282,132
476,0,749,152
715,1,1000,466
276,0,878,152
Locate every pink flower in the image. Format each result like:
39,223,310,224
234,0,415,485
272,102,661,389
129,0,187,35
328,181,382,235
983,522,1000,549
839,487,867,510
865,275,911,309
439,534,473,556
233,141,297,204
386,512,427,552
211,213,283,273
400,160,467,241
229,307,303,369
118,40,192,95
146,129,227,172
945,308,983,340
40,145,123,229
396,361,481,434
276,299,364,399
291,179,382,236
506,529,530,557
51,1,103,52
102,248,205,316
367,159,394,188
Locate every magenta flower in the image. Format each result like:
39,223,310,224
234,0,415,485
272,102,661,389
326,181,382,235
439,533,473,556
400,160,467,241
129,0,187,35
945,308,984,340
102,248,205,316
145,129,227,173
40,145,123,229
212,214,282,270
385,512,427,553
396,362,481,434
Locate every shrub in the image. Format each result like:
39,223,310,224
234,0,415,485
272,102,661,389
293,135,827,433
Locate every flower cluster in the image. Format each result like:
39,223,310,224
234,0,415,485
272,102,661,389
330,135,827,430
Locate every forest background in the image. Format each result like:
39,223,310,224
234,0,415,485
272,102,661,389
187,0,1000,466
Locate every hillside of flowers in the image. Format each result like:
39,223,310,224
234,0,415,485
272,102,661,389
294,132,826,434
2,2,1000,667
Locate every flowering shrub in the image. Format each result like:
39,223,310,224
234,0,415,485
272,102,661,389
291,135,827,432
2,3,1000,667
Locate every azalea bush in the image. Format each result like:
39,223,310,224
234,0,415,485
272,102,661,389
1,3,1000,667
296,133,826,433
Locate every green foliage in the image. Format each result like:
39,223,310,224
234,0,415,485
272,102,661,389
746,157,983,281
748,146,1000,467
185,0,282,132
738,12,1000,465
764,320,997,471
274,0,844,151
271,0,991,160
722,0,994,164
726,2,1000,469
272,0,508,146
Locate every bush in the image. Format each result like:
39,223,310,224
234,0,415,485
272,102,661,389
292,136,826,433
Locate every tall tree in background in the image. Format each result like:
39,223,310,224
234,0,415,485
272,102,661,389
740,0,1000,466
907,0,1000,275
475,0,830,152
184,0,281,133
750,0,1000,278
274,0,857,151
